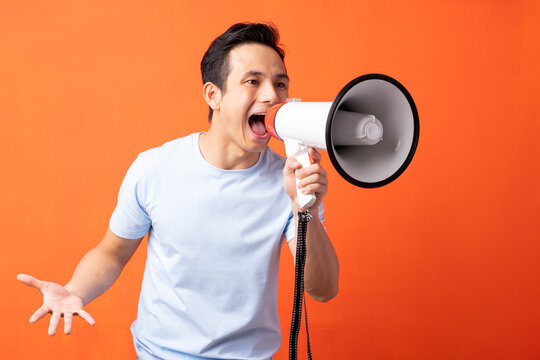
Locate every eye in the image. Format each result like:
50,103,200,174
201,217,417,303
275,82,287,88
246,79,259,85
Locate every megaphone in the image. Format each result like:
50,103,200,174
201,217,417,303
265,73,419,209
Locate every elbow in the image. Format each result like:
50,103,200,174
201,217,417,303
307,284,339,303
305,259,340,303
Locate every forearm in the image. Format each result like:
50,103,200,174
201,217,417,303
284,149,338,302
294,206,339,302
64,245,126,305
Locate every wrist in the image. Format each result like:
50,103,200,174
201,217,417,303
64,282,86,304
291,200,320,218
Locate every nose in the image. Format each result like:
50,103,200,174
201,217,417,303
259,81,280,105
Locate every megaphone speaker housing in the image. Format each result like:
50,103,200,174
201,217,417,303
327,74,419,188
265,73,419,192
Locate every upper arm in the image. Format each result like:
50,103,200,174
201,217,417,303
95,227,143,266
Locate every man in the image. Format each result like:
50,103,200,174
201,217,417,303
18,23,339,360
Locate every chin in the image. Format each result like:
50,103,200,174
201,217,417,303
242,131,270,152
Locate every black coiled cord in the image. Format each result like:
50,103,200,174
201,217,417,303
289,210,313,360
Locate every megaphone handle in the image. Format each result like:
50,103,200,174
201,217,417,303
284,139,317,210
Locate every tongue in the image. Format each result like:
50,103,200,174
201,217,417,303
249,117,267,136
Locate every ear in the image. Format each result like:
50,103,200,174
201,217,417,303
203,82,222,112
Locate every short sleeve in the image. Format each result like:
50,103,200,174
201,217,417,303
109,155,152,239
283,202,326,243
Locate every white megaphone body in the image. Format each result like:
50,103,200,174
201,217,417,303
264,74,420,209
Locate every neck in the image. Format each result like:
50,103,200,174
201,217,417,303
199,126,261,170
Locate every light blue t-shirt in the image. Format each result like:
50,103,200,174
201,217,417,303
110,133,323,360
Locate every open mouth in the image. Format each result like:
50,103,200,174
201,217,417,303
248,113,268,137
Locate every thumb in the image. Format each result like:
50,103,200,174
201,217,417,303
284,157,302,176
17,274,47,292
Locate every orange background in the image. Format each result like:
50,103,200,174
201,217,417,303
1,1,539,359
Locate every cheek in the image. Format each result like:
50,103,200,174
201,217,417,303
279,89,289,102
221,91,253,124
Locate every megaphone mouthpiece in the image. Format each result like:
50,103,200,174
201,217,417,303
332,111,383,146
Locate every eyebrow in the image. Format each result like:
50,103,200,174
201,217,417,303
243,71,289,81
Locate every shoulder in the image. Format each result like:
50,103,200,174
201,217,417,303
129,133,196,178
137,133,195,165
140,135,191,160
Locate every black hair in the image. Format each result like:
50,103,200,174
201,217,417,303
201,22,285,121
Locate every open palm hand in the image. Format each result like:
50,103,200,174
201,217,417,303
17,273,95,335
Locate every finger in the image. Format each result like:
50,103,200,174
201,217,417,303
48,312,61,336
296,164,327,180
300,183,328,196
17,274,47,292
298,173,329,188
64,313,73,335
283,157,302,176
30,305,51,323
308,148,322,163
75,310,96,326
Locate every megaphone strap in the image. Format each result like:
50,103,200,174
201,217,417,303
289,210,313,360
